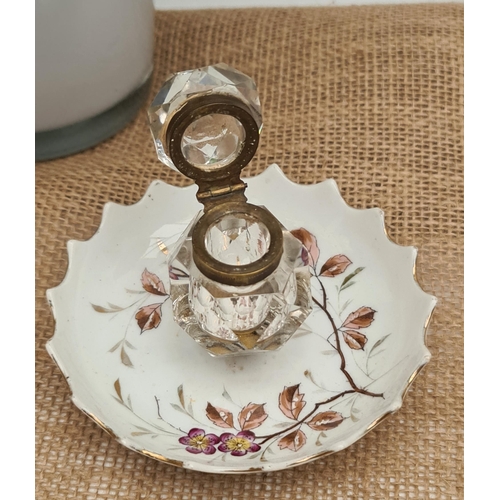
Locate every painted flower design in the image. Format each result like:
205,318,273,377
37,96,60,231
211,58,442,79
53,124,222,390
178,428,220,455
218,431,261,456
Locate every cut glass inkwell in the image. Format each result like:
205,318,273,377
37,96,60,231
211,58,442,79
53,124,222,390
148,64,312,356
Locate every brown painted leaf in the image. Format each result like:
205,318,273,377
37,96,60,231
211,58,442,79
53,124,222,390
91,304,120,313
278,384,306,420
177,385,185,409
320,255,352,277
238,403,268,430
108,340,122,353
315,431,327,446
114,379,123,402
342,330,368,350
141,269,168,296
342,306,376,329
206,403,235,429
307,411,344,430
135,303,163,333
120,347,133,367
290,228,320,267
278,429,307,452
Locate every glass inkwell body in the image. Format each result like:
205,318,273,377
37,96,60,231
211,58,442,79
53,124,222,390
148,64,312,356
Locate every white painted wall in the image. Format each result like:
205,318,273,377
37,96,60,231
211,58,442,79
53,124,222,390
154,0,462,10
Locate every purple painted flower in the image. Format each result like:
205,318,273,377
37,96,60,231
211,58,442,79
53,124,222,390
218,431,261,456
179,428,220,455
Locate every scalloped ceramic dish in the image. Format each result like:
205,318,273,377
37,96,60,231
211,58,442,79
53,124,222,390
46,165,436,473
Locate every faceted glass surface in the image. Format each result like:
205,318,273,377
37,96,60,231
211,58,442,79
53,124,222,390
166,212,312,356
181,114,245,170
205,215,270,265
148,63,262,172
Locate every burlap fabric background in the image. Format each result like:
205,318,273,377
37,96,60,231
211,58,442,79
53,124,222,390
35,4,464,499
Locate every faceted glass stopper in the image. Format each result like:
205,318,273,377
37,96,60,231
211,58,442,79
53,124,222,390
147,63,262,172
205,215,270,265
181,114,245,170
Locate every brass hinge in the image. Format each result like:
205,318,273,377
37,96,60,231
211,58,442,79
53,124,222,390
197,182,247,201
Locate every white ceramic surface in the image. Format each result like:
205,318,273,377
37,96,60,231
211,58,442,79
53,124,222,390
46,165,436,473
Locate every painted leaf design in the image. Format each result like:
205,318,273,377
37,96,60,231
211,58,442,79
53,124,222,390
320,255,352,277
307,411,344,430
141,269,168,296
290,228,320,267
238,403,268,430
169,266,189,280
277,429,307,452
91,304,124,313
342,307,376,329
114,379,123,402
278,384,306,420
108,340,122,353
206,403,235,429
340,266,364,290
315,431,327,446
135,303,163,333
120,347,133,367
177,385,185,409
222,387,236,405
342,330,368,350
